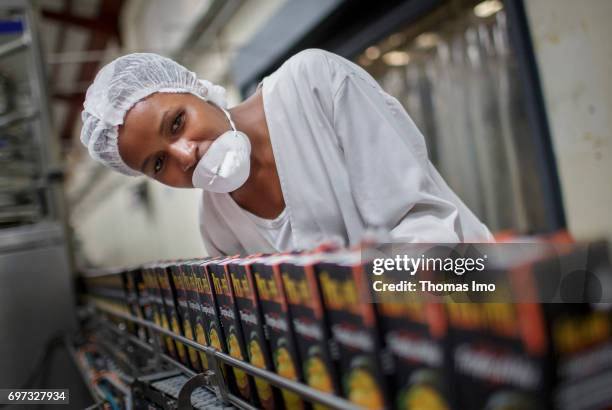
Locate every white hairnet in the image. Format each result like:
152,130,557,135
80,53,227,176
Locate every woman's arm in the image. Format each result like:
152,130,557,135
323,50,463,242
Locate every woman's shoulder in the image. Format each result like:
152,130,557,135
275,48,335,79
271,49,353,96
286,48,360,72
286,48,332,65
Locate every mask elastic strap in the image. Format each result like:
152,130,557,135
208,108,237,186
221,108,238,136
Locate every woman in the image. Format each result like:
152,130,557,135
80,49,492,256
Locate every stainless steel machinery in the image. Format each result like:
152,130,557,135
0,0,75,393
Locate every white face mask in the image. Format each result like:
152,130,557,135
192,108,251,193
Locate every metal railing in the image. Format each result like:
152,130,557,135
90,304,364,410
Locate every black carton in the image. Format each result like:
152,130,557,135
279,253,343,405
133,268,154,329
155,262,189,366
123,267,147,341
370,259,453,410
445,244,555,410
193,258,240,398
183,258,215,371
444,241,612,410
532,241,612,410
142,264,177,358
251,255,308,410
85,270,131,330
230,256,285,410
208,257,259,405
316,251,391,410
169,261,202,372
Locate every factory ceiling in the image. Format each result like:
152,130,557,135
38,0,124,146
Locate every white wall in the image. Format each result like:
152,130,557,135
524,0,612,240
69,166,205,267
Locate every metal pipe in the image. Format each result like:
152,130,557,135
0,107,38,128
0,34,30,58
93,304,363,410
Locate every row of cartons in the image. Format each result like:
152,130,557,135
82,242,612,410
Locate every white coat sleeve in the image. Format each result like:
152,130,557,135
198,197,224,257
325,52,463,243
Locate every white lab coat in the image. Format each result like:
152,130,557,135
198,49,492,256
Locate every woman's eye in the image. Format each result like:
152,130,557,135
153,155,165,174
171,112,184,134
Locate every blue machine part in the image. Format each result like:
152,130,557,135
0,19,24,34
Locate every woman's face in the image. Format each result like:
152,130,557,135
118,92,230,188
